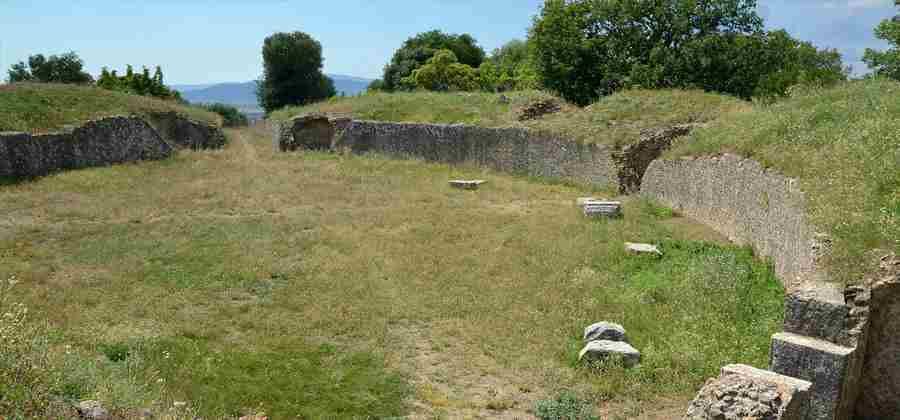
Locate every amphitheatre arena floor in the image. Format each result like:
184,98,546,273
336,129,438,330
0,126,785,419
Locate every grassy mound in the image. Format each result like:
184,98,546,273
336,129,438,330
669,79,900,283
0,83,221,133
271,89,748,146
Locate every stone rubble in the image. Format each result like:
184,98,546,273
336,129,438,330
625,242,663,256
583,322,628,343
684,364,812,420
578,340,641,368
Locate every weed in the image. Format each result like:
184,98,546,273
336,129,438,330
534,391,598,420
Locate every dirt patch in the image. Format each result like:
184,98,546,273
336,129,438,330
517,99,562,122
388,323,545,419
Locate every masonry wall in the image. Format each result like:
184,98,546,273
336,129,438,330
640,154,821,289
0,115,226,179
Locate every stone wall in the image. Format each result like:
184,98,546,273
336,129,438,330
640,155,897,420
147,112,228,150
0,115,226,179
640,154,821,288
275,115,695,193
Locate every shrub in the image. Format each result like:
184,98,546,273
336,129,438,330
534,392,598,420
257,31,336,113
201,103,249,127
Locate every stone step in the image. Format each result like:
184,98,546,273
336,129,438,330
686,364,812,420
770,332,859,420
783,283,852,346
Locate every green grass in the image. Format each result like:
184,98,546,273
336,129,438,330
0,83,221,133
271,89,748,146
0,126,783,418
669,78,900,284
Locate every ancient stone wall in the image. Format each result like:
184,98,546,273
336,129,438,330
0,115,226,179
640,154,820,288
146,112,228,150
275,115,695,192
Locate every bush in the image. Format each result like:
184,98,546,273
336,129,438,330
534,392,598,420
257,31,336,113
201,103,249,127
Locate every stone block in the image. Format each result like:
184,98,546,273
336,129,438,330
583,322,627,343
855,257,900,420
783,283,849,345
685,364,811,420
583,201,622,218
625,242,662,256
578,340,640,368
449,180,486,190
770,332,856,420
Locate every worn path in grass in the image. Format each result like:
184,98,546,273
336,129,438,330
0,126,783,419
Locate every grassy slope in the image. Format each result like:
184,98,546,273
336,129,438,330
0,126,783,418
271,89,748,147
669,79,900,284
0,83,221,133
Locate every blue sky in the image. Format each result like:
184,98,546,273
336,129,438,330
1,0,897,84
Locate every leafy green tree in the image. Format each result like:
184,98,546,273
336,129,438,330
403,50,479,92
367,79,386,92
257,31,335,113
863,18,900,80
487,40,540,91
529,0,844,104
382,30,486,91
6,52,93,84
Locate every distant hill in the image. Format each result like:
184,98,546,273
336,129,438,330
172,75,373,114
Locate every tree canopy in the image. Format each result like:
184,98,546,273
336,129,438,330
382,30,486,91
257,31,336,113
529,0,845,104
864,18,900,81
7,52,93,84
402,50,480,91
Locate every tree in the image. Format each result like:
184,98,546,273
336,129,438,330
202,103,249,127
257,31,335,113
486,40,540,91
6,52,93,84
403,49,479,91
529,0,845,104
382,30,486,91
863,18,900,80
96,65,181,100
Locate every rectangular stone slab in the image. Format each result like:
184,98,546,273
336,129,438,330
449,180,486,190
770,332,857,420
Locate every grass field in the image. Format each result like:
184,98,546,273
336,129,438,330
669,79,900,284
271,89,748,147
0,83,220,133
0,125,783,419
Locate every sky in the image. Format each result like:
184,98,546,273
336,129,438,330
1,0,897,85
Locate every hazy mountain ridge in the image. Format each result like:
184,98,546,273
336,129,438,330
172,74,373,112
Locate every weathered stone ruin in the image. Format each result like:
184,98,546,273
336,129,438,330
274,113,900,420
0,114,226,179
